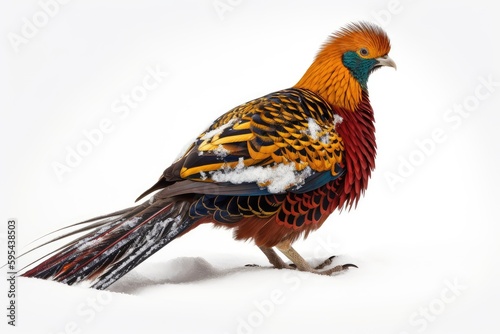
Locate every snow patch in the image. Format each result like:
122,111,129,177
201,119,236,140
320,134,330,144
212,144,229,158
211,158,312,193
307,118,321,140
333,114,343,126
75,223,115,251
174,140,195,161
124,217,141,228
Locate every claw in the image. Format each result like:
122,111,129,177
314,255,336,270
312,257,357,275
316,262,357,275
341,263,358,270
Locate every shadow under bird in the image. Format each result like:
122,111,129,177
22,22,396,289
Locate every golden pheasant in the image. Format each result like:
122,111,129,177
22,22,395,289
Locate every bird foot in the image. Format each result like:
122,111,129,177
254,247,357,275
246,260,356,275
288,255,357,274
273,243,357,276
314,262,358,275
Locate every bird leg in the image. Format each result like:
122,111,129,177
258,246,292,269
276,242,356,275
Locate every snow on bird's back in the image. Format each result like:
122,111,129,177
307,118,321,140
211,158,312,193
200,119,236,140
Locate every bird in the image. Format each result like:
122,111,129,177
22,22,395,289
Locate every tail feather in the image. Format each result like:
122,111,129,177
21,203,150,261
22,198,196,289
20,203,150,278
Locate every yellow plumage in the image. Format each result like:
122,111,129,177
180,89,344,181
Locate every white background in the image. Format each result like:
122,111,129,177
1,0,500,333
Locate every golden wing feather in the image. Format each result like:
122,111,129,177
178,88,344,182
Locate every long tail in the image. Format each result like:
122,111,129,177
22,197,196,290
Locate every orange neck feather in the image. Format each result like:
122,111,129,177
294,50,362,111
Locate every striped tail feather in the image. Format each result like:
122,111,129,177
22,198,196,290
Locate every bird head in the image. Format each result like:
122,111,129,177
295,22,395,111
333,22,396,88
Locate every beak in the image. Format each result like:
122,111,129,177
375,55,397,70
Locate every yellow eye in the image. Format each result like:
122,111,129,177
359,48,369,57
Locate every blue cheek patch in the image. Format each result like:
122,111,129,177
342,51,377,89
